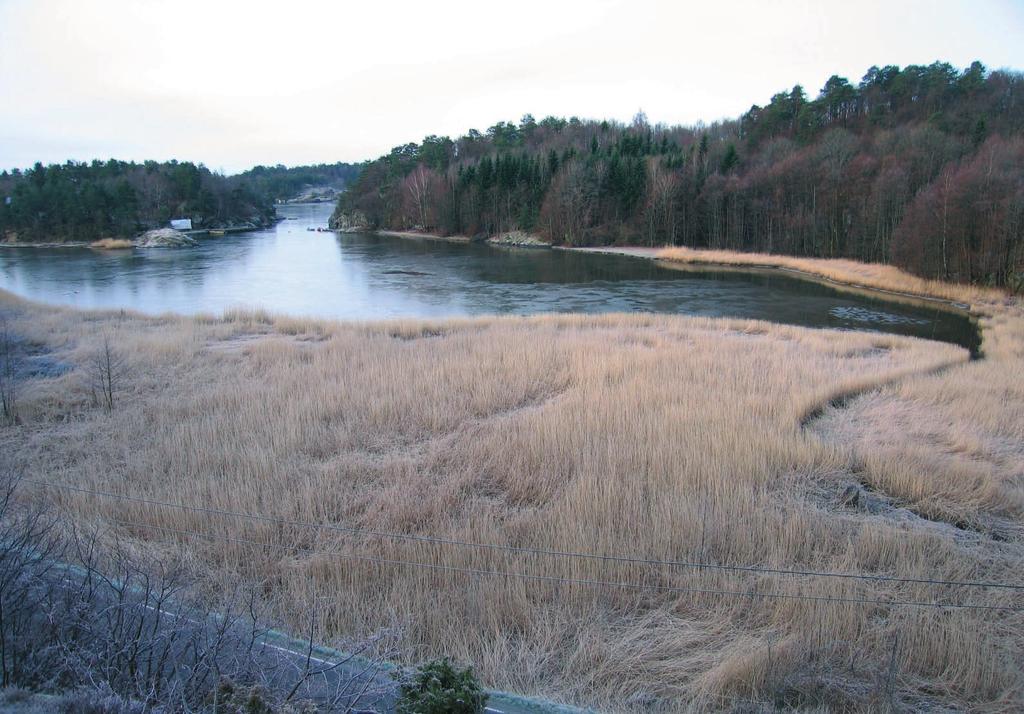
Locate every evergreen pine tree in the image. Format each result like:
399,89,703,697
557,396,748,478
720,144,739,173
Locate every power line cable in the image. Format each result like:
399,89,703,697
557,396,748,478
28,479,1024,592
111,518,1023,613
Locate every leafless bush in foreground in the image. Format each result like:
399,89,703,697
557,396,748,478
0,473,398,712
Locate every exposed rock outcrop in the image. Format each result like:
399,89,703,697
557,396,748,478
487,231,550,248
328,209,370,233
281,186,340,204
135,228,197,248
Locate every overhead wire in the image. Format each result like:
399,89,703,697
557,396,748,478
111,518,1024,613
28,479,1024,592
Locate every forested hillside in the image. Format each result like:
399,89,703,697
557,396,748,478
0,160,363,243
335,61,1024,288
0,160,277,242
235,162,362,202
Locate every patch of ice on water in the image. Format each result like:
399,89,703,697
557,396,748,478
830,306,930,326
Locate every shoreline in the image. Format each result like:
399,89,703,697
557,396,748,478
564,245,988,312
654,246,1005,307
10,216,1000,315
351,231,1001,314
362,228,546,248
4,223,1004,353
1,240,92,249
371,229,473,244
1,221,278,251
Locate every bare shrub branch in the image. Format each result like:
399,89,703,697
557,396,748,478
87,336,127,413
0,318,17,425
0,473,397,711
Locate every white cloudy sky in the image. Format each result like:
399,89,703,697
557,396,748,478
1,0,1021,173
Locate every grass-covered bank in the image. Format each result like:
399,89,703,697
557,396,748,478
1,278,1022,711
654,247,1009,308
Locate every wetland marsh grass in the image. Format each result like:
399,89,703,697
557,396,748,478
2,275,1022,711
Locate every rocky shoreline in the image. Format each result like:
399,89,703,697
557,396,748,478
278,185,341,204
3,217,278,250
134,229,197,248
328,211,550,248
1,240,91,249
328,209,371,232
486,231,549,248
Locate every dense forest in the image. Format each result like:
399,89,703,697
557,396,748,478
0,160,361,243
235,162,362,202
335,61,1024,288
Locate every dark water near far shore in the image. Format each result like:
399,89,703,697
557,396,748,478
0,203,980,354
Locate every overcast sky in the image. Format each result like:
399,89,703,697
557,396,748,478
1,0,1021,174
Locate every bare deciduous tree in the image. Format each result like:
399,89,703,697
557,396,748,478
644,161,679,246
88,336,127,412
401,166,443,230
0,319,17,426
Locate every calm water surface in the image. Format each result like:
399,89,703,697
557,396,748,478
0,203,979,353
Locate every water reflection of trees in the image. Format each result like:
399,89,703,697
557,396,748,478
0,203,977,352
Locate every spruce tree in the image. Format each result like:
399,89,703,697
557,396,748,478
720,144,739,173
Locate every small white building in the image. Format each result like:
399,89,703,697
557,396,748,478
169,218,193,230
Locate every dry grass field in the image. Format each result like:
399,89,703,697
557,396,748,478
2,257,1023,711
88,238,136,250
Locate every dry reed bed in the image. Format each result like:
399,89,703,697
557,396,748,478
2,272,1023,711
657,248,1024,535
654,246,1009,306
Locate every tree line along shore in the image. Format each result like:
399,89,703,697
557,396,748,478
333,60,1023,291
0,160,360,244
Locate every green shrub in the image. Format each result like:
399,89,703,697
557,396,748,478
396,658,487,714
